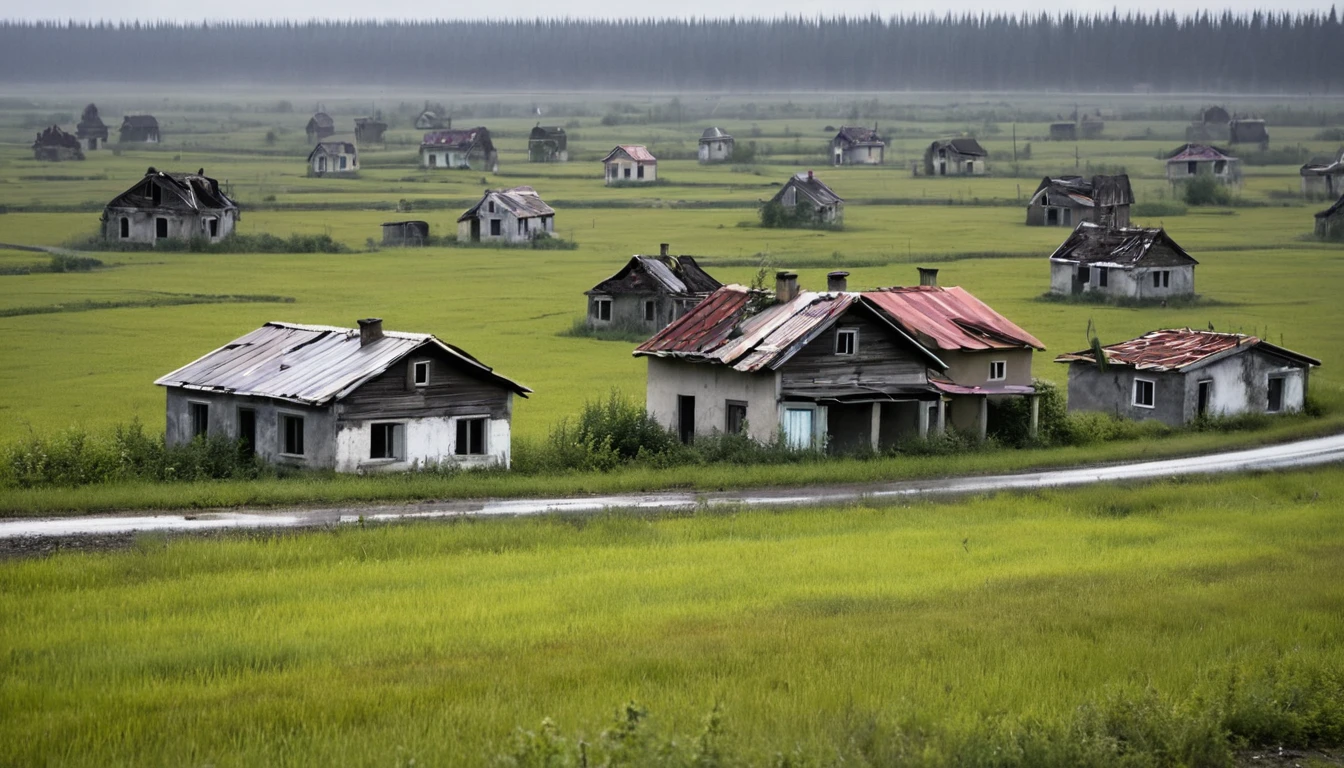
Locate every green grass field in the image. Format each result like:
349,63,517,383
2,469,1342,766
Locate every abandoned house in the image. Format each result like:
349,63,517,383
864,268,1047,442
307,141,359,177
1049,122,1077,141
1025,175,1134,228
420,128,498,171
923,138,987,176
354,117,387,144
1055,329,1319,427
76,104,108,150
831,126,885,165
381,221,430,246
698,127,735,163
102,167,239,244
1048,221,1198,300
32,125,85,162
155,319,531,472
1300,150,1344,198
769,171,844,225
1186,106,1232,142
415,110,446,130
1165,143,1241,185
603,145,657,184
1081,116,1105,139
119,115,160,143
585,244,723,335
1317,196,1344,241
306,112,335,142
529,126,568,162
1229,118,1270,149
457,186,555,243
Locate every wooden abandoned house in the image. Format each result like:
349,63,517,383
307,141,358,177
529,126,568,162
1300,149,1344,198
354,117,387,144
306,112,335,142
585,244,722,335
1049,122,1077,141
457,186,555,243
76,104,108,150
1056,329,1319,427
420,128,497,171
1026,175,1133,228
769,171,844,225
924,138,987,176
102,167,239,244
1048,221,1197,300
1229,118,1270,149
119,115,160,143
381,221,430,246
1317,196,1344,241
1165,143,1241,185
31,125,85,162
603,145,657,184
831,126,885,165
698,127,734,163
155,319,531,472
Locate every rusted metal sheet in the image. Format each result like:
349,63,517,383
929,376,1035,396
1053,328,1320,372
728,293,857,372
634,286,753,356
603,144,656,162
863,287,1045,352
457,186,554,222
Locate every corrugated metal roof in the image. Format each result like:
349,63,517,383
634,285,754,357
863,286,1045,352
457,186,554,222
603,145,656,163
587,255,723,297
1053,329,1320,372
836,126,884,146
772,173,843,207
700,127,732,141
1166,143,1236,162
155,321,530,405
930,137,987,156
1048,221,1198,269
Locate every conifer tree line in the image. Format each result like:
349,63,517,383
1,12,1340,92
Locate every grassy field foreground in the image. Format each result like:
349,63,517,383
2,469,1342,766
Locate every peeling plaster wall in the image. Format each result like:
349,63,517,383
165,389,337,469
1049,261,1194,299
334,415,512,472
104,208,237,244
645,356,780,443
604,158,657,184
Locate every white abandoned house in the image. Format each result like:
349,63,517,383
1317,196,1344,241
456,186,555,243
1055,329,1319,427
32,125,84,162
1025,175,1134,228
306,112,335,142
831,126,885,165
1165,143,1241,185
698,127,734,163
529,126,568,162
1300,149,1344,198
923,138,987,176
76,104,108,150
102,168,239,244
585,244,723,335
354,117,387,144
155,319,531,472
381,221,430,247
769,171,844,225
119,115,160,143
603,145,657,184
420,128,497,171
307,141,359,177
1048,221,1198,300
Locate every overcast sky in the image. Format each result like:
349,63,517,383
3,0,1338,22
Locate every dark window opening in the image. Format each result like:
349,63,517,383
677,395,696,445
1197,381,1212,417
725,401,747,435
151,184,161,206
188,402,209,438
370,422,402,460
624,167,631,179
155,218,168,239
413,360,430,386
1187,161,1198,175
208,218,218,238
119,217,129,238
488,201,495,213
237,408,256,454
637,165,645,179
1046,208,1058,225
282,414,305,456
489,219,501,237
1098,267,1108,287
1267,377,1285,412
1152,270,1170,289
1214,160,1226,174
1078,266,1090,284
643,300,655,322
455,418,487,455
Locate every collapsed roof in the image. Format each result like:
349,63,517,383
1049,221,1198,269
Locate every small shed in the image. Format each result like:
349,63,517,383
1300,150,1344,198
457,186,555,243
76,104,108,150
1048,221,1197,300
307,141,358,176
603,145,657,184
924,138,987,176
529,126,568,162
1229,118,1269,149
1080,116,1105,139
1049,122,1077,141
1056,329,1319,427
119,115,160,143
831,126,885,165
1026,175,1133,228
32,125,85,162
770,171,844,225
420,128,497,171
354,117,387,144
381,221,430,246
102,167,239,244
1165,143,1241,185
306,112,335,142
585,244,722,334
698,127,734,163
155,319,532,472
1316,196,1344,241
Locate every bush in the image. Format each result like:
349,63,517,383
1132,200,1189,218
1182,174,1233,206
759,200,840,230
70,232,350,254
988,379,1069,448
47,253,103,272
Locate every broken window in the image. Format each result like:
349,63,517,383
1133,378,1155,409
1187,161,1198,175
490,219,501,237
488,200,495,213
119,217,129,238
1047,208,1059,225
988,360,1006,381
643,300,655,322
413,360,430,387
1098,267,1108,287
151,183,161,206
835,328,857,356
281,414,305,456
725,401,748,435
188,402,209,438
370,422,403,460
455,417,487,455
1267,376,1284,412
237,408,256,454
592,297,612,321
1214,160,1226,174
155,218,168,239
207,218,218,238
1078,266,1090,284
1197,380,1212,416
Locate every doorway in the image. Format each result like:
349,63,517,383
470,219,481,242
237,408,256,455
1197,381,1212,417
677,395,695,444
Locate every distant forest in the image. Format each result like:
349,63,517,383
1,13,1341,92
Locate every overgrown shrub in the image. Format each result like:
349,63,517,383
988,379,1069,448
1182,174,1233,206
759,200,840,230
69,232,349,253
1131,200,1188,218
47,253,103,272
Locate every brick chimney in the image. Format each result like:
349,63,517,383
358,318,384,347
775,271,799,303
827,271,849,292
660,242,670,256
917,267,939,287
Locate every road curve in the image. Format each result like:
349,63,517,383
3,433,1343,540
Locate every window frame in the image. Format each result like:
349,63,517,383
412,360,431,387
643,299,656,322
834,327,858,356
1267,375,1285,413
454,416,489,456
489,219,502,237
592,297,612,322
725,400,748,435
369,421,405,461
988,360,1007,382
1132,378,1156,409
279,412,306,457
187,400,210,438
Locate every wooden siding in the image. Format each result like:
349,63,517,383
338,348,511,422
778,311,928,395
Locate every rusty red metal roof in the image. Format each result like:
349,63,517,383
1053,328,1320,372
603,144,656,163
635,285,753,357
863,286,1045,352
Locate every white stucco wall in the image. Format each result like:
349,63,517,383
105,209,237,244
644,357,780,443
1050,261,1194,299
334,415,512,473
605,159,657,184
